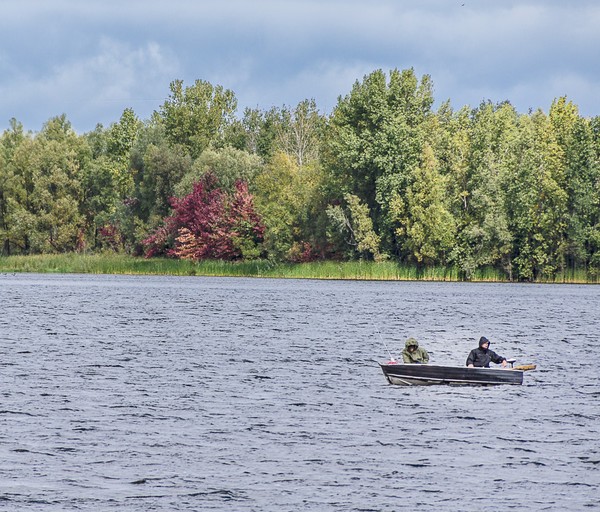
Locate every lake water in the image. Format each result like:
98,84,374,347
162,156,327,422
1,273,599,511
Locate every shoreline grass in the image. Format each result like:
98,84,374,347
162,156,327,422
0,253,597,284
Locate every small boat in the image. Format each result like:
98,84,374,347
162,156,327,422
379,361,525,386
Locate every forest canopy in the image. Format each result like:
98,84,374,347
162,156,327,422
1,70,599,281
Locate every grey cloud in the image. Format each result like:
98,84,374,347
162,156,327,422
1,0,599,132
1,39,179,132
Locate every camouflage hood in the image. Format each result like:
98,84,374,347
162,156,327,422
405,337,419,349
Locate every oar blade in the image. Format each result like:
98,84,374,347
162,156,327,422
514,364,536,371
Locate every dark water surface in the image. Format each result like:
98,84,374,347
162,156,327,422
1,274,599,511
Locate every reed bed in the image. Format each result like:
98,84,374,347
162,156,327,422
0,253,597,283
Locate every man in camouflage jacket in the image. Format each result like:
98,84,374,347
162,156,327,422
402,338,429,364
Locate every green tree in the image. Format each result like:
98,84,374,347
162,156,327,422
236,107,282,159
137,140,193,223
1,134,36,253
156,79,237,157
80,109,142,251
324,68,434,256
391,144,455,264
508,110,567,280
547,97,600,277
326,193,382,260
564,116,600,275
455,101,518,278
80,154,128,251
254,152,326,260
174,146,263,197
0,119,29,254
275,99,325,167
222,107,268,155
18,116,89,253
106,108,141,196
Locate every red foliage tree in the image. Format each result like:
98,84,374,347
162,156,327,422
142,173,264,260
172,228,201,260
142,224,173,258
228,180,266,255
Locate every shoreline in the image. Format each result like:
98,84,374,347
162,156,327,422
1,253,597,284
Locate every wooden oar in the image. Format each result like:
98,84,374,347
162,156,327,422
513,364,536,371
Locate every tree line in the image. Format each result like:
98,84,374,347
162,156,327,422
1,69,599,280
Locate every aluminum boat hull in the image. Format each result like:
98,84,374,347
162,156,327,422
380,363,523,386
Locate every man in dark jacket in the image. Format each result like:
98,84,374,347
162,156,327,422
466,336,507,368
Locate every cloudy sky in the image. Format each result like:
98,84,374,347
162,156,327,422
1,0,599,133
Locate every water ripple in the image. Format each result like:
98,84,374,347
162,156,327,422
1,274,599,511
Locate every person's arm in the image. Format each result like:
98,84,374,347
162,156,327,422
422,349,429,364
466,350,475,367
491,350,507,367
402,351,411,363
